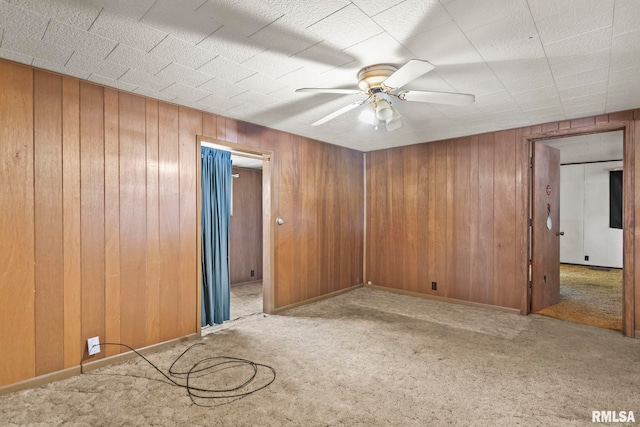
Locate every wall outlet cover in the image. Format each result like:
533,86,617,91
87,337,100,355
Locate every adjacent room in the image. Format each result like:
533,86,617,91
535,132,624,331
1,0,640,425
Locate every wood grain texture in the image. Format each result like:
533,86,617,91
367,132,524,310
158,103,180,341
0,61,35,386
119,92,148,349
6,56,640,389
515,129,530,314
62,76,82,368
531,142,561,312
230,167,263,284
493,131,519,309
104,88,120,356
626,120,637,336
0,60,364,388
477,134,495,305
34,70,64,376
146,99,161,344
80,82,105,361
178,108,201,337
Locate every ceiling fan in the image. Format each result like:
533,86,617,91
296,59,475,131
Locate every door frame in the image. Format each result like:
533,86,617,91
196,135,275,336
523,122,635,337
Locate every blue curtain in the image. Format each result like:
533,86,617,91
201,147,232,326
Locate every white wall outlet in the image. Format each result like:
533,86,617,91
87,336,100,356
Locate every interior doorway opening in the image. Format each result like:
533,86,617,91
531,130,624,331
196,136,274,335
228,164,264,321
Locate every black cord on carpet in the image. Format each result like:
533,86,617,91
85,342,276,407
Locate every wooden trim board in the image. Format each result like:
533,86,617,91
366,284,522,315
271,284,363,314
81,334,198,373
0,366,81,396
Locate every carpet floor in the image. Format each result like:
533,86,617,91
229,281,263,321
1,286,639,426
536,264,622,331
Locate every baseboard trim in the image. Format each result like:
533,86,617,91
0,366,81,396
272,284,363,314
81,334,198,373
365,284,522,315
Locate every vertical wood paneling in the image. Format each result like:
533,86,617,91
229,167,263,284
119,93,147,349
426,143,438,293
403,146,419,292
216,116,226,140
62,76,81,368
224,118,239,143
445,141,455,297
477,134,495,304
452,138,471,301
80,82,105,360
146,99,160,344
104,88,120,356
34,70,64,375
158,103,180,341
515,129,530,314
304,140,320,298
178,108,201,336
493,130,518,308
0,61,35,386
433,142,448,295
367,131,524,311
628,120,638,335
202,113,217,138
468,136,480,303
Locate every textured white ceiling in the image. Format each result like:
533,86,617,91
2,0,639,152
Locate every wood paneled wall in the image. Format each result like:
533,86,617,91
367,114,639,334
0,59,364,387
230,167,263,285
366,130,528,310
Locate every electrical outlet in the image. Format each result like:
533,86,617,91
87,336,100,356
432,282,437,291
251,270,255,277
585,255,589,261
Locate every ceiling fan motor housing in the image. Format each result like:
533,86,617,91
357,64,398,91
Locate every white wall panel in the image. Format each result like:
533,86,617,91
560,161,623,268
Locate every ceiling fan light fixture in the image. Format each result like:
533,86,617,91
385,118,403,132
358,102,377,125
375,99,393,121
386,104,402,123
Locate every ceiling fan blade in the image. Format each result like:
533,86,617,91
399,90,475,105
312,101,365,126
382,59,435,90
296,88,362,95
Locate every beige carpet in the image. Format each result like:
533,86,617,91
2,287,639,426
229,281,263,321
536,264,622,331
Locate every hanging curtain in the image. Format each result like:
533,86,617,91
201,147,232,326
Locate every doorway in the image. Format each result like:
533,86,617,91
529,130,626,332
229,164,263,321
196,136,274,335
536,131,623,330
